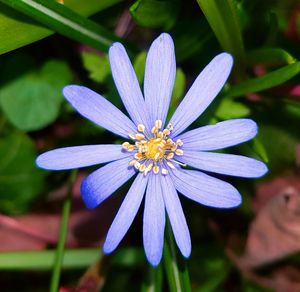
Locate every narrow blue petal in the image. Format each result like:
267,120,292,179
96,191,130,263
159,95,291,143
80,157,136,208
36,145,130,170
63,85,136,138
144,33,176,126
170,168,241,208
103,173,148,254
177,150,268,178
109,43,150,128
143,173,165,266
176,119,257,151
161,175,191,258
169,53,233,137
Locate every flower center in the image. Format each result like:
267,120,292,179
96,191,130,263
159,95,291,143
122,120,184,175
144,138,166,160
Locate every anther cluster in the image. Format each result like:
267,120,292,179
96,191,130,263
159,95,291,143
122,120,184,175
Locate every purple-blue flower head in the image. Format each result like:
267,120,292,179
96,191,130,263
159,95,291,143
36,33,268,266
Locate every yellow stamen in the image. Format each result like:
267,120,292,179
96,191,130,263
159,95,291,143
139,164,146,172
175,149,184,156
129,134,136,140
155,120,162,129
176,139,183,146
134,161,141,169
134,153,143,160
135,133,145,140
122,142,130,149
137,124,145,132
153,165,159,174
123,121,184,175
162,168,168,175
167,153,174,159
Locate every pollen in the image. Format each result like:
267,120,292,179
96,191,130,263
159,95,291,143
122,120,184,175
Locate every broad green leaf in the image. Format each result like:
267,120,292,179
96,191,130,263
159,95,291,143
246,48,296,66
81,51,110,83
0,249,101,270
0,131,44,214
215,97,250,119
1,0,120,52
133,51,147,85
0,56,72,131
0,0,122,55
224,62,300,98
197,0,245,65
130,0,179,29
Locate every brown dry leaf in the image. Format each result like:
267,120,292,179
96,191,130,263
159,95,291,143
0,172,122,251
239,176,300,268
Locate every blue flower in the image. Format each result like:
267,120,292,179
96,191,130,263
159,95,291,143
36,33,267,266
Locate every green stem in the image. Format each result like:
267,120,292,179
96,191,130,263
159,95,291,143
163,222,191,292
142,265,163,292
50,170,76,292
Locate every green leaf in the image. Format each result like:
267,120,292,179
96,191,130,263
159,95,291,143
167,68,186,120
224,62,300,98
133,51,147,85
215,97,250,119
81,51,110,83
246,48,296,66
0,131,44,214
0,0,122,55
197,0,245,65
258,124,297,173
172,68,186,102
130,0,179,30
0,56,72,131
0,248,101,270
172,19,215,62
252,138,269,163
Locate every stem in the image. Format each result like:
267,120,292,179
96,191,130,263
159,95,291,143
163,221,191,292
50,170,76,292
142,265,163,292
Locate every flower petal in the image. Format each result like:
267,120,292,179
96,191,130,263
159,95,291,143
63,85,136,138
36,145,130,170
176,150,268,178
109,43,150,128
161,175,191,258
103,173,148,254
169,53,233,137
81,157,136,208
170,168,241,208
144,33,176,126
176,119,257,151
143,173,165,266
